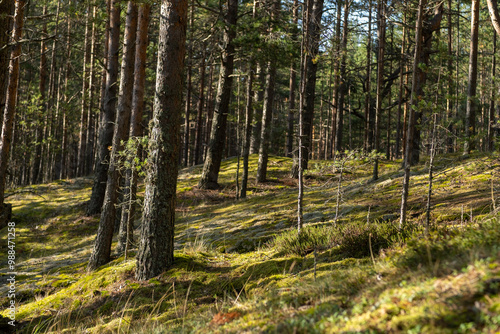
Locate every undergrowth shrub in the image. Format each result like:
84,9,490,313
398,217,500,270
272,221,412,258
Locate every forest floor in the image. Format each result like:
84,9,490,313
0,153,500,333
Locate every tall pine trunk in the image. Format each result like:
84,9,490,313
198,0,238,189
88,1,138,271
136,0,188,281
87,0,121,216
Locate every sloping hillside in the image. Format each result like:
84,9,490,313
1,153,499,333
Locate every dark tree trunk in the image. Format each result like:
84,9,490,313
373,0,385,180
400,0,426,228
464,0,480,155
0,0,14,118
250,64,264,154
117,3,151,255
364,0,372,154
87,0,121,216
183,4,194,167
489,34,496,152
88,1,138,271
136,0,187,281
0,0,25,225
198,0,238,189
334,0,350,154
193,44,206,165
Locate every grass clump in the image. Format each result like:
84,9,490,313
272,221,407,258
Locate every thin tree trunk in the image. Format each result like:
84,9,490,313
489,34,496,151
400,0,426,229
135,0,187,281
240,64,254,198
87,0,121,216
88,1,138,271
286,0,298,158
334,0,350,154
86,5,97,175
117,3,151,254
193,43,206,165
464,0,480,155
183,3,194,167
373,0,385,181
198,0,238,189
364,0,372,153
395,10,406,158
77,5,92,177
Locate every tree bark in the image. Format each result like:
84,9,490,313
464,0,480,155
0,0,25,223
372,0,385,180
87,0,121,216
193,43,206,166
77,5,92,177
334,0,350,154
117,3,151,255
400,0,426,229
88,1,138,271
136,0,187,281
198,0,238,189
0,0,14,117
487,0,500,36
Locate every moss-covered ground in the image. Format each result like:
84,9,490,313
0,153,499,333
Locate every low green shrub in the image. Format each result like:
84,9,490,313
272,221,410,258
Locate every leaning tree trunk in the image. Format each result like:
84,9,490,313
487,0,500,36
463,0,480,155
136,0,188,281
0,0,25,228
87,0,121,216
117,3,151,255
88,1,138,271
198,0,238,189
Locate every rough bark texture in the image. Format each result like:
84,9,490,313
411,3,443,164
87,0,121,216
87,2,138,271
0,0,14,116
117,3,151,254
198,0,238,189
302,0,324,168
0,0,25,225
464,0,480,155
136,0,187,281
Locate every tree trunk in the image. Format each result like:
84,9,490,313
87,0,121,216
88,1,138,271
183,3,194,167
193,43,206,166
489,34,496,152
77,5,92,177
0,0,25,225
250,64,265,154
198,0,238,190
373,0,385,181
257,0,280,183
117,3,151,255
286,0,298,158
136,0,187,281
487,0,500,36
0,0,14,119
395,11,406,158
464,0,480,155
400,0,426,229
334,0,350,154
364,0,372,154
85,5,98,175
240,64,254,198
